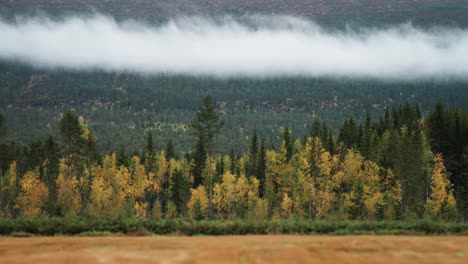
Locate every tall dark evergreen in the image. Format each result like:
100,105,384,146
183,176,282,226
44,136,60,214
171,169,191,216
191,140,207,188
146,132,154,156
257,139,267,197
59,111,84,157
248,130,258,177
229,149,237,175
282,127,293,162
165,139,177,160
191,96,224,156
59,110,85,177
191,96,224,219
339,117,359,149
117,145,130,167
0,113,6,140
144,132,155,172
310,118,322,139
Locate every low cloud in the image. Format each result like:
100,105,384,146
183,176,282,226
0,14,467,79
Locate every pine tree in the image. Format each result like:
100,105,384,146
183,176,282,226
0,113,6,140
349,181,366,219
257,139,267,197
310,118,322,139
282,127,293,162
191,96,224,219
248,129,258,177
171,169,190,216
146,132,154,156
191,140,207,188
117,145,129,167
165,139,177,160
229,149,237,175
59,110,85,178
43,136,60,214
144,132,155,173
191,96,224,156
339,117,359,149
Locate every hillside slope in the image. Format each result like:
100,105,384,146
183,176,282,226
1,0,468,27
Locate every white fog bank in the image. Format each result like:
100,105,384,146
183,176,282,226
1,14,468,79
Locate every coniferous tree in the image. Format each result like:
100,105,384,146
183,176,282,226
117,145,130,167
59,110,86,179
165,139,177,160
191,96,224,156
191,96,224,219
191,140,207,188
43,136,60,214
282,127,293,162
144,132,155,173
339,117,359,149
229,149,236,175
349,181,366,220
310,118,322,139
257,139,267,197
0,113,6,140
248,130,258,177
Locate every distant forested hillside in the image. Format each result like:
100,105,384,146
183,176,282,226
1,0,468,28
1,62,467,152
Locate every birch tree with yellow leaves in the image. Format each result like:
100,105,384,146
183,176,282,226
425,154,457,219
17,170,49,217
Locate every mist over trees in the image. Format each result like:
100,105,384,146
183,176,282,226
0,98,466,221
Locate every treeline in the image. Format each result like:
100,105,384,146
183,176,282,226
0,97,467,221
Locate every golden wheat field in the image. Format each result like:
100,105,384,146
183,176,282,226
0,235,467,264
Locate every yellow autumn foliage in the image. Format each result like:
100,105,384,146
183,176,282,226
18,171,49,217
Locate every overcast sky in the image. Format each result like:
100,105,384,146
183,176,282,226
0,14,467,79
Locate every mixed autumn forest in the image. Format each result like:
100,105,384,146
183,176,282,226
1,97,467,229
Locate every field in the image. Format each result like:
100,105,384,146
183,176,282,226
0,236,467,264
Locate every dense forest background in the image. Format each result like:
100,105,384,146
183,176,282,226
2,0,468,28
1,61,468,153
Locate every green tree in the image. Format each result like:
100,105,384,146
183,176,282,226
0,113,6,140
191,96,224,219
247,130,258,177
191,140,207,188
191,96,224,156
282,127,293,162
171,168,191,216
59,110,85,179
165,139,177,160
257,139,267,197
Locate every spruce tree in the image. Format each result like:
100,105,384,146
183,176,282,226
283,127,293,162
191,96,224,219
229,149,236,175
248,129,258,177
191,140,206,188
257,139,267,197
171,169,191,216
59,110,85,178
165,139,176,160
0,113,6,140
